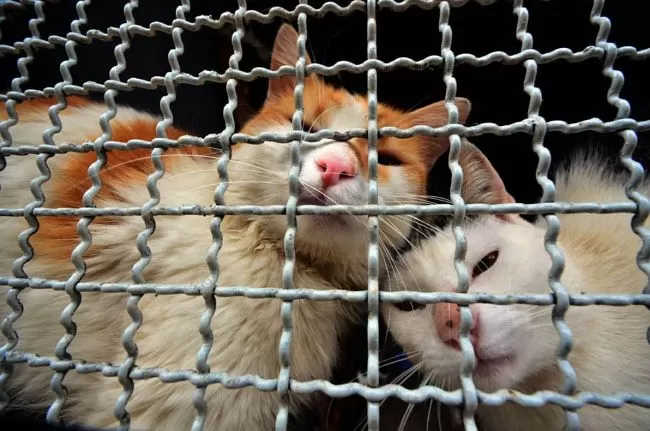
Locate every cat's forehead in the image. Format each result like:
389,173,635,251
286,82,405,128
413,217,504,264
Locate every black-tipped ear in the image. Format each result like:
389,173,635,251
268,24,313,99
458,141,518,221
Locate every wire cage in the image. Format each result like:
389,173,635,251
0,0,649,430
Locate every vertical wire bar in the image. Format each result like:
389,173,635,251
439,2,477,430
46,16,88,426
41,1,94,413
112,0,171,428
276,3,307,430
0,0,36,411
0,1,77,423
47,0,136,425
513,2,578,430
365,1,380,430
590,0,650,342
46,0,92,418
192,0,243,428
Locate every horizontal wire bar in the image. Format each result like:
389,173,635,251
1,46,649,96
1,350,648,409
1,276,649,306
0,202,639,218
1,1,647,67
1,119,649,158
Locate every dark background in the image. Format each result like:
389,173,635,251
1,0,648,429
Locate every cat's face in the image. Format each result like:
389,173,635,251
383,216,558,393
381,143,558,392
228,24,471,260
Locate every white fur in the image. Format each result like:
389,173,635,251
327,97,368,132
383,158,650,431
0,96,430,430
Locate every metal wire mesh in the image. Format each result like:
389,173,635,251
0,1,649,430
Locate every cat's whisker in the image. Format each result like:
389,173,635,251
224,159,286,177
163,180,288,201
380,218,428,297
398,402,416,431
352,362,423,431
353,350,421,384
376,225,414,297
305,104,339,135
380,192,454,206
396,361,427,431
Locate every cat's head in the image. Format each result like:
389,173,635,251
381,142,560,392
228,24,471,264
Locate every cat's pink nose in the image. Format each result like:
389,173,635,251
433,302,480,351
314,156,357,188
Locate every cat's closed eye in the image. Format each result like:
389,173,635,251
472,250,499,278
393,300,426,312
377,152,403,166
302,121,317,132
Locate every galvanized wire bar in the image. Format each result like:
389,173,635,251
4,47,649,98
439,2,478,430
106,0,148,429
365,0,381,429
514,1,579,429
0,201,646,219
0,0,36,410
50,0,136,426
2,347,649,408
0,0,60,420
193,0,239,425
23,1,85,423
590,0,650,343
1,46,649,100
2,275,650,306
3,119,650,158
193,0,244,427
43,0,89,423
2,1,648,80
9,43,650,96
276,3,306,430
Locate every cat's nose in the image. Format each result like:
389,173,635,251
433,302,480,352
314,156,357,188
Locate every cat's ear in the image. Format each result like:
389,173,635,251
400,98,472,130
268,24,313,99
401,98,472,166
458,141,520,222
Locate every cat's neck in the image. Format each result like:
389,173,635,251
221,214,371,290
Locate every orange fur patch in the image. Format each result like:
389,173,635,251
4,96,218,261
0,95,91,121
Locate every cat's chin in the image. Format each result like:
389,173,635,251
463,354,521,393
296,195,361,230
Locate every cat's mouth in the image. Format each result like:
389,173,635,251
295,192,358,229
297,194,331,206
472,354,515,380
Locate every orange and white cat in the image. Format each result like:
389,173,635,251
0,24,471,429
